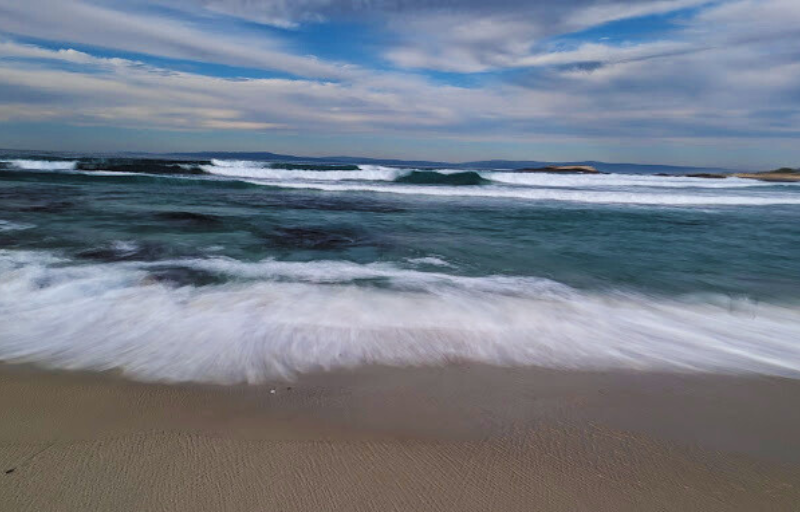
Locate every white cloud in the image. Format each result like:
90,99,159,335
1,34,798,145
566,0,710,29
0,0,356,79
381,0,712,72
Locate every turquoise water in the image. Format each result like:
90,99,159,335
1,158,799,382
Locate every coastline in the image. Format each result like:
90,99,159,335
2,363,799,511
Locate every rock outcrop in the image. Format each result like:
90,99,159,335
734,168,800,182
684,173,727,179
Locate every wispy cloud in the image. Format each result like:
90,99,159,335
0,0,357,79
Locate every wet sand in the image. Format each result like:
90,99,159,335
1,363,799,511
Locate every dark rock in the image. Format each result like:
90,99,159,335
146,267,222,287
394,171,488,185
154,211,223,226
684,173,727,179
263,226,367,250
21,200,75,213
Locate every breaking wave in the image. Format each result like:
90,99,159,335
75,159,208,175
1,159,77,171
203,160,402,181
486,172,775,188
246,181,800,206
1,249,799,384
0,219,35,232
4,157,798,207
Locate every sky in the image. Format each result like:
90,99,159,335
0,0,799,168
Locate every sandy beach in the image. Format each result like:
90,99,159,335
1,363,799,511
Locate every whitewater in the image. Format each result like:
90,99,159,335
201,159,800,206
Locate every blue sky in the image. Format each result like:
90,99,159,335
0,0,799,168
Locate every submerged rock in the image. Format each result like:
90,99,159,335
684,173,728,179
154,211,223,226
145,266,222,287
262,226,366,250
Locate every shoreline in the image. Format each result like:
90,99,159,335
2,362,799,511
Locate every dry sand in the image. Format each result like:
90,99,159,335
1,363,799,511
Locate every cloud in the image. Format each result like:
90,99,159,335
377,0,711,72
0,0,356,79
0,0,799,161
2,31,799,145
565,0,710,29
515,41,696,68
6,1,713,75
0,41,497,133
161,0,710,29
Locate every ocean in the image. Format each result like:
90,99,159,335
1,156,799,383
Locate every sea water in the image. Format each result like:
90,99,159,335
1,157,799,383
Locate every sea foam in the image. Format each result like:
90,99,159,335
1,159,78,171
1,249,799,384
202,162,402,182
239,180,800,206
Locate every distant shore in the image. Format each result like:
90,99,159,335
1,363,799,511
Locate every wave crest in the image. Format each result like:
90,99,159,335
1,249,799,383
1,159,77,171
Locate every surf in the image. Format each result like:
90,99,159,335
246,180,800,206
1,249,800,384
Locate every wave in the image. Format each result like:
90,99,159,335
1,159,77,171
268,163,360,171
210,159,265,168
5,156,794,191
247,181,800,206
136,256,569,296
1,249,800,383
0,219,35,232
210,159,359,171
203,161,402,181
394,170,488,186
204,160,783,190
4,157,798,207
486,172,777,188
0,167,261,190
406,256,454,267
75,159,208,175
1,157,209,175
